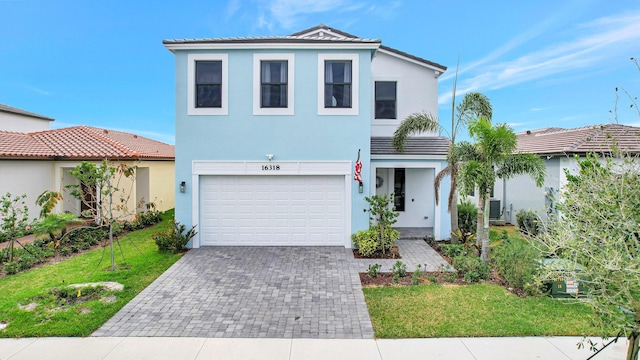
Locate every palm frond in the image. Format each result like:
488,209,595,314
434,165,453,206
393,112,444,151
497,154,546,187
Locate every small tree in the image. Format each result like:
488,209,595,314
535,152,640,360
456,117,545,260
393,84,493,244
67,160,137,271
0,193,31,262
364,194,399,254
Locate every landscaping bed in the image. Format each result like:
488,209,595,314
0,210,184,337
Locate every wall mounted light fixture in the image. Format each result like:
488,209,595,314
180,181,186,193
266,154,275,161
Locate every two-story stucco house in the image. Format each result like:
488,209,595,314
164,25,450,248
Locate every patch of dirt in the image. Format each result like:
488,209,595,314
100,295,117,303
17,302,38,311
68,282,124,291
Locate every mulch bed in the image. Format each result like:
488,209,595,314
359,239,527,297
352,249,401,259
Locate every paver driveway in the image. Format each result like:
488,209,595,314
93,247,374,339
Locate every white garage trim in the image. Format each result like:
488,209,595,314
191,161,352,248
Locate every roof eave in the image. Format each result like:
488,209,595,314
163,40,381,52
378,46,447,72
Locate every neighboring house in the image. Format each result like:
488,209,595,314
163,24,450,248
0,125,175,221
493,124,640,224
0,103,53,132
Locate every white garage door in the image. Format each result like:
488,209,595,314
199,175,346,246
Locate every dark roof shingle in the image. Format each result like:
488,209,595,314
0,103,54,121
371,137,449,156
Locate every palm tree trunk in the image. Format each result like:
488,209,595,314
450,192,460,244
481,195,490,261
628,332,639,360
476,191,483,250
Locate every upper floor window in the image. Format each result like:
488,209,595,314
253,53,294,115
188,53,228,116
261,61,288,108
324,61,352,108
196,61,222,108
317,53,359,116
375,81,396,119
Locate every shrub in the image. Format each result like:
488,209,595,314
516,209,541,236
492,238,541,291
3,261,17,275
351,227,400,257
153,220,197,253
367,264,381,277
439,244,465,258
457,199,478,234
392,260,407,278
351,229,379,257
453,255,490,283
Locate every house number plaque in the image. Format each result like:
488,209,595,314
261,164,280,171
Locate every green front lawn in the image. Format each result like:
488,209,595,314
0,211,183,337
364,284,601,338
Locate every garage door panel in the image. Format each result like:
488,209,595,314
200,175,345,246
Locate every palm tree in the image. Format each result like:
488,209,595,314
393,92,492,244
455,117,545,260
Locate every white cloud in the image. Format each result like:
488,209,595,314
258,0,349,29
21,84,50,95
439,10,640,104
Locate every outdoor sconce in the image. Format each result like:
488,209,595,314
180,181,186,193
358,182,363,194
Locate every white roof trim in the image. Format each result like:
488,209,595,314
377,48,444,72
371,154,446,160
165,42,380,52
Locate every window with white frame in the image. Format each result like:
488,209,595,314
196,61,222,108
253,53,294,115
187,53,228,116
375,81,397,119
261,61,287,107
324,61,352,108
317,53,358,116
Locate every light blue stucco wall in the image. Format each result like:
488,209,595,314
172,48,373,241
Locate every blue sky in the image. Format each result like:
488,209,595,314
1,0,639,144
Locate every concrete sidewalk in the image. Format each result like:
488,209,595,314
0,336,628,360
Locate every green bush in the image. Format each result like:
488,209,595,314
492,238,541,291
351,227,400,257
457,199,478,234
453,255,490,283
515,209,541,236
352,229,379,257
439,244,465,258
367,263,381,277
153,220,197,253
3,261,17,275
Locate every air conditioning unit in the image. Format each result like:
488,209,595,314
489,200,501,220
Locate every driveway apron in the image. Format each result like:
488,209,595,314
93,247,374,339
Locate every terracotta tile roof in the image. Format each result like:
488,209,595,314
0,126,174,160
517,124,640,155
0,103,54,121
